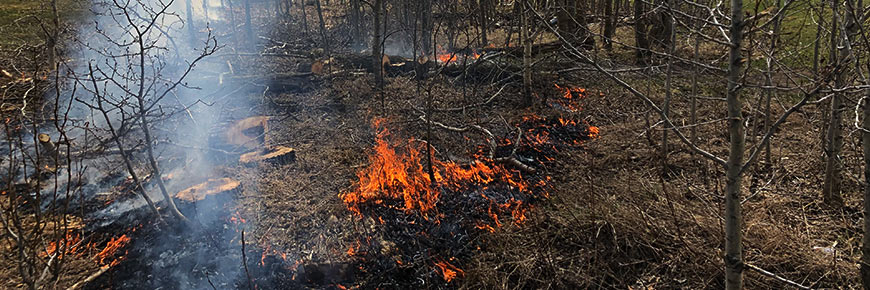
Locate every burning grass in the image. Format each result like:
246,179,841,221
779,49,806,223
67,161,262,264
340,119,537,219
339,110,597,285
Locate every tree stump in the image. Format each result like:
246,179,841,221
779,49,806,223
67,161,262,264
175,178,242,202
239,146,296,166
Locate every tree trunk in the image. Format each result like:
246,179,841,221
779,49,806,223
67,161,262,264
823,0,843,207
186,0,196,44
661,0,675,168
634,0,650,64
603,0,615,51
350,0,362,50
479,0,489,46
300,0,309,35
521,0,533,107
835,0,870,286
135,40,188,222
815,3,826,163
87,64,163,222
762,0,784,167
47,0,59,68
862,85,870,289
420,0,433,56
244,0,254,44
724,0,746,288
372,0,384,88
690,3,701,142
314,0,329,54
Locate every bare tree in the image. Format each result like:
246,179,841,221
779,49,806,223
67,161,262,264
74,0,218,223
529,0,841,288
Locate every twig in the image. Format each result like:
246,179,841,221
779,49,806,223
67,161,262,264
241,230,255,290
744,263,812,289
66,266,110,290
205,270,218,290
431,82,509,112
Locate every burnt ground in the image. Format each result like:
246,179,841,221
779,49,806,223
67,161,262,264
0,1,863,289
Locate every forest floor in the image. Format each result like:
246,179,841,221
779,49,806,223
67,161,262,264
0,1,863,289
225,12,860,288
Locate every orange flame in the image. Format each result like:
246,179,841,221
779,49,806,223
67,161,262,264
588,126,600,138
434,259,464,282
42,231,85,258
551,83,588,112
340,120,534,219
95,235,130,267
435,46,481,64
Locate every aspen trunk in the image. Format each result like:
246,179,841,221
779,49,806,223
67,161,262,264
823,0,844,207
724,0,746,288
521,0,533,107
372,0,384,88
244,0,254,44
633,0,650,64
314,0,328,54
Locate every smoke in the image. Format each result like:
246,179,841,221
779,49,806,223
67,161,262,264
41,0,272,288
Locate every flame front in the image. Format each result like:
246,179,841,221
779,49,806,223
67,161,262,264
95,234,131,267
342,114,598,284
341,120,527,219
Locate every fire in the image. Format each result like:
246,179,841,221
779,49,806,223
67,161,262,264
42,231,85,258
551,83,588,112
588,126,600,138
95,234,131,267
434,259,464,282
340,119,534,219
346,243,359,256
342,115,598,284
261,244,271,265
230,211,247,224
435,46,481,64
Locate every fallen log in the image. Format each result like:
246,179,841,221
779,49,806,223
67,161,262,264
479,41,565,57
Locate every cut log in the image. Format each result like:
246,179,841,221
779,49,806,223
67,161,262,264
225,116,269,150
239,146,296,165
175,178,241,202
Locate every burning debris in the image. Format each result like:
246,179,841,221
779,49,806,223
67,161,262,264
435,49,482,65
339,112,597,285
340,119,537,218
434,259,465,282
551,83,587,112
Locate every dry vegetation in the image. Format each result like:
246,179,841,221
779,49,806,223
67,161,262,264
1,0,868,289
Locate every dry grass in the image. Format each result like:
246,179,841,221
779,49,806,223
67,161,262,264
460,65,860,288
